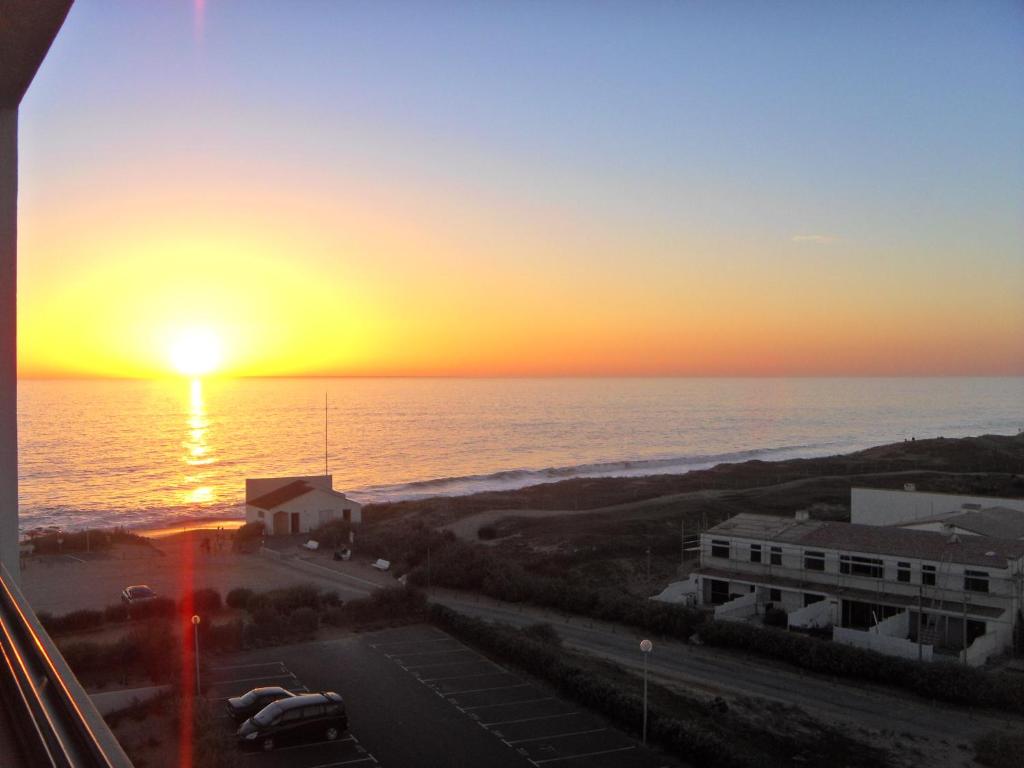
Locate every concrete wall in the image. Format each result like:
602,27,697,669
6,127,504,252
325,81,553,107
249,487,362,533
964,631,1004,667
651,576,699,604
0,108,17,579
834,624,933,662
714,592,757,621
873,609,910,638
787,598,834,630
852,488,1024,527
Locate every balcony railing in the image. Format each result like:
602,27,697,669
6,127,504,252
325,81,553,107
0,562,133,768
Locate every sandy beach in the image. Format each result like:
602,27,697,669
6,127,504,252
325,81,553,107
21,530,395,616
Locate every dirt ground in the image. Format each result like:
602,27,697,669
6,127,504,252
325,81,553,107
21,530,395,615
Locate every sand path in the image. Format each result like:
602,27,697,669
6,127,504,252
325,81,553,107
441,469,980,541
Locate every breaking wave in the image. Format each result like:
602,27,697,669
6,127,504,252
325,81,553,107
349,441,843,503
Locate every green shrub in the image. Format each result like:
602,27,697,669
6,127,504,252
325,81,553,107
699,620,1024,713
128,597,177,621
522,622,562,647
104,604,129,624
321,586,425,627
291,607,319,635
184,588,222,614
234,522,264,541
60,621,179,686
477,524,497,540
39,609,105,635
406,538,705,639
203,619,244,653
310,519,352,548
225,588,253,610
247,584,323,615
975,730,1024,768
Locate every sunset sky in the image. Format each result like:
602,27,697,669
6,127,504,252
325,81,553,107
17,1,1024,378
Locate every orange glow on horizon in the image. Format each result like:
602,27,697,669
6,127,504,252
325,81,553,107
14,156,1024,379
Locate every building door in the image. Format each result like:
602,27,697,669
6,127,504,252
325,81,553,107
708,579,729,605
343,509,351,522
291,512,301,534
273,511,288,535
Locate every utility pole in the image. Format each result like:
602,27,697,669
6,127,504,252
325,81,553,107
680,520,685,566
917,585,923,662
324,392,328,477
191,615,201,695
640,639,652,744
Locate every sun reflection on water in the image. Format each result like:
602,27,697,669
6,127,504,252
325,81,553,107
182,378,216,504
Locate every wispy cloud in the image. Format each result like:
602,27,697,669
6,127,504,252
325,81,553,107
791,234,837,244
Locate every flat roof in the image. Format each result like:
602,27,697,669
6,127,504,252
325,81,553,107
707,513,1024,568
899,507,1024,541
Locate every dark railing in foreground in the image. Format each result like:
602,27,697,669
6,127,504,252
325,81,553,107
0,562,133,768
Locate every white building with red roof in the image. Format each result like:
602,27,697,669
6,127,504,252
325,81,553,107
245,475,362,535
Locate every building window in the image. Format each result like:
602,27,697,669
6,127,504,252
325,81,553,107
770,546,782,566
711,539,730,559
804,550,825,571
896,562,911,583
803,593,825,607
750,544,762,563
839,555,884,578
964,570,989,593
922,564,936,586
343,509,351,522
769,588,781,602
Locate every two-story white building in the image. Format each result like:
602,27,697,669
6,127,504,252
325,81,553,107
245,475,362,535
693,512,1024,665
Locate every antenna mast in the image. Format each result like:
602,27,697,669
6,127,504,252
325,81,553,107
324,391,328,477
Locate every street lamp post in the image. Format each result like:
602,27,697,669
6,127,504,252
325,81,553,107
640,638,652,745
191,615,201,696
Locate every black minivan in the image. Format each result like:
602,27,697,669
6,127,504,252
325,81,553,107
237,692,348,751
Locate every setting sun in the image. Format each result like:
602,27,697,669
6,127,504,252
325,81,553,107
169,328,222,376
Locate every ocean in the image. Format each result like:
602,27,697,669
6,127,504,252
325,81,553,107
16,377,1024,534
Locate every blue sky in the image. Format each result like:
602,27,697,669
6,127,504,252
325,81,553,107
16,1,1024,376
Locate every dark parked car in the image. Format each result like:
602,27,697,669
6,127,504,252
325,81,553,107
237,692,348,751
120,585,157,604
225,687,294,724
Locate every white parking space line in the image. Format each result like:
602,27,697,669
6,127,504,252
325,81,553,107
387,647,476,659
461,696,555,712
532,745,636,764
447,682,532,695
506,728,605,746
309,759,376,767
211,662,285,672
483,712,579,727
369,635,450,649
421,670,508,683
401,658,489,670
240,736,355,756
214,673,297,685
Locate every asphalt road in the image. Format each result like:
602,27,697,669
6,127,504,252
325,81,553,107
209,625,681,768
431,591,1024,760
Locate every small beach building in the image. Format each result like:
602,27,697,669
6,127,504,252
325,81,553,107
245,475,362,535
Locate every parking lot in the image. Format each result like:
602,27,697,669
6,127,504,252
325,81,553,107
370,627,672,768
209,624,680,768
207,660,380,768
